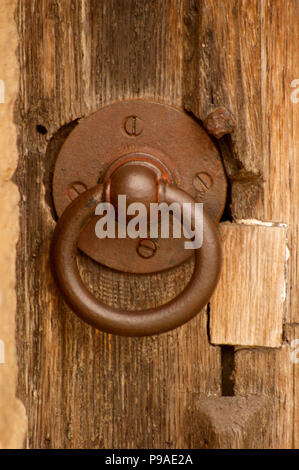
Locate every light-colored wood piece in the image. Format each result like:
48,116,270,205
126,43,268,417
285,324,299,448
294,325,299,448
0,0,27,449
210,223,287,347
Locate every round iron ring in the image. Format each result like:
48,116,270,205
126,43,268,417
50,182,222,336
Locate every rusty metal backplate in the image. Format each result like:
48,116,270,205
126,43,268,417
52,100,227,273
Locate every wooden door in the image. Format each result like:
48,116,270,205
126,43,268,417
1,0,298,449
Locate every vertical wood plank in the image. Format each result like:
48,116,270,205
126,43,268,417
198,0,298,448
234,338,294,449
15,0,221,448
196,0,263,217
15,0,298,448
285,324,299,448
258,0,299,324
0,0,27,448
199,0,299,324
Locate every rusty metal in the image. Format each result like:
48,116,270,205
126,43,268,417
52,100,227,273
50,162,222,336
193,172,213,195
67,182,88,201
203,107,236,139
123,115,143,136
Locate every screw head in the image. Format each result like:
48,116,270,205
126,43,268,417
67,182,87,201
193,172,213,195
124,115,143,136
137,239,157,259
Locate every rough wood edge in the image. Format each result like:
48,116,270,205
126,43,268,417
0,0,27,449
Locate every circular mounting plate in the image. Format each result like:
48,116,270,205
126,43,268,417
52,100,227,273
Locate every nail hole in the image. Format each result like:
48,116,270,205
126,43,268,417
36,124,47,135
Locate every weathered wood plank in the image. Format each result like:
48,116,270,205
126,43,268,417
15,0,299,449
234,337,294,449
196,0,298,449
195,0,263,218
294,325,299,448
15,0,221,449
285,324,299,447
257,0,299,324
0,0,27,449
197,0,299,325
210,223,287,347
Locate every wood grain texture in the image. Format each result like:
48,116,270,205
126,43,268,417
15,0,221,449
194,0,263,217
193,0,298,447
0,0,27,449
285,324,299,448
257,0,299,324
14,0,299,449
210,223,287,347
234,336,295,449
195,0,299,324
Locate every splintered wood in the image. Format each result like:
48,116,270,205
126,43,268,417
209,223,287,348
